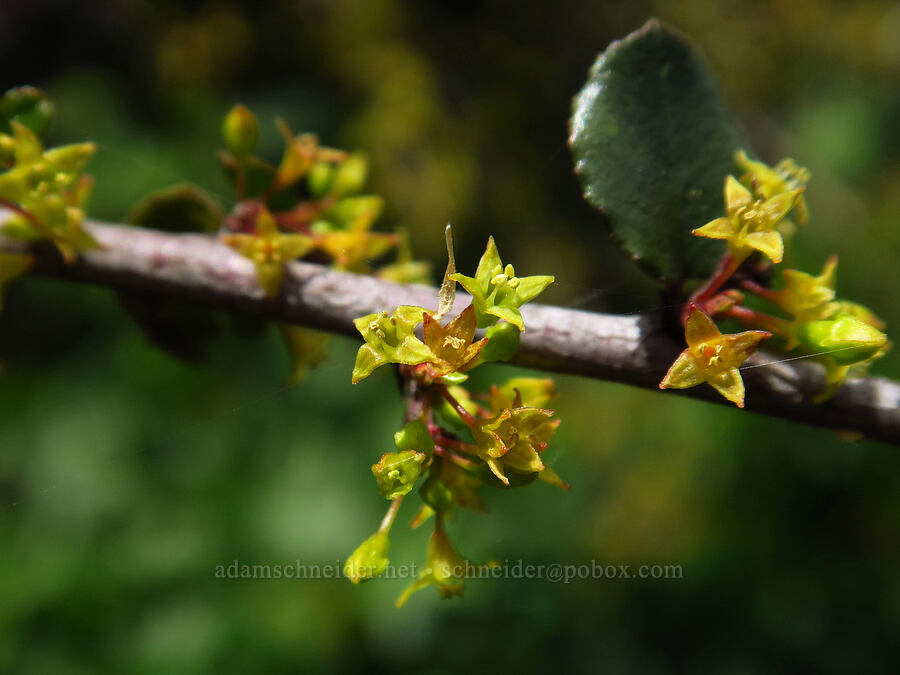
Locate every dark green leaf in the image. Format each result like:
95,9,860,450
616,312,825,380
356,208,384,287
0,86,55,136
569,19,745,284
127,184,224,233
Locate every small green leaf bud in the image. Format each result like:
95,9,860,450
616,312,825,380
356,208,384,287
222,104,258,158
344,531,390,584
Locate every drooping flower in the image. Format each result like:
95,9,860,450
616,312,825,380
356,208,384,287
351,305,436,383
371,450,427,500
396,518,496,607
660,305,771,408
469,395,561,487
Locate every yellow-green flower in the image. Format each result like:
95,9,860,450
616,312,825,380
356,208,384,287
773,257,839,348
470,400,560,486
692,175,802,264
351,305,436,383
221,207,315,296
0,121,98,261
421,305,487,381
778,257,838,320
735,149,810,225
371,450,426,500
449,236,554,330
660,305,771,408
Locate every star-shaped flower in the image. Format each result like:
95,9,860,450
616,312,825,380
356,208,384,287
420,305,487,381
778,257,837,320
735,149,810,225
469,394,560,486
449,236,554,330
222,206,315,296
0,121,99,260
774,256,839,348
659,305,771,408
351,305,437,383
692,175,802,264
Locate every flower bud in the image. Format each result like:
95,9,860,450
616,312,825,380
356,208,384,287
372,450,426,499
330,152,368,197
306,161,334,198
393,420,434,454
222,104,258,158
475,321,521,364
419,471,454,512
344,531,390,584
798,313,888,365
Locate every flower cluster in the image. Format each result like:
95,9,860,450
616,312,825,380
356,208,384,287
215,104,431,383
218,104,427,287
663,151,889,405
345,236,562,605
0,87,97,304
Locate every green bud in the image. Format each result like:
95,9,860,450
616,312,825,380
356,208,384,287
475,321,521,364
330,153,368,197
327,195,384,230
0,86,55,137
372,450,426,499
419,471,454,512
222,104,258,158
393,420,435,454
344,531,390,584
799,313,888,365
307,162,334,198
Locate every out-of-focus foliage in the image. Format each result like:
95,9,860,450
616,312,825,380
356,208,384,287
1,0,899,673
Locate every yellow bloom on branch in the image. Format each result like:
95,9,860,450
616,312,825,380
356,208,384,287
734,149,810,225
660,305,771,408
692,175,802,264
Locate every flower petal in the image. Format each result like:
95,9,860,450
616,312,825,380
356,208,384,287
659,351,705,390
708,368,746,407
743,230,784,263
692,217,735,240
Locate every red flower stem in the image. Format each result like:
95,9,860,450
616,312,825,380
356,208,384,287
438,386,479,428
723,305,792,337
685,253,743,323
434,444,478,470
740,279,781,304
378,495,404,534
434,434,479,458
234,160,247,201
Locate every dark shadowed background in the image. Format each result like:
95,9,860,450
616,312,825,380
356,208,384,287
1,1,899,672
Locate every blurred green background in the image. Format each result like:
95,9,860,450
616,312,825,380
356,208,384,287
1,0,899,672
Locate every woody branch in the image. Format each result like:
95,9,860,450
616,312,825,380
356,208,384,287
2,219,898,446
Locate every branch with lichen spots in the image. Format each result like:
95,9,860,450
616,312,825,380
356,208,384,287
2,217,899,446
